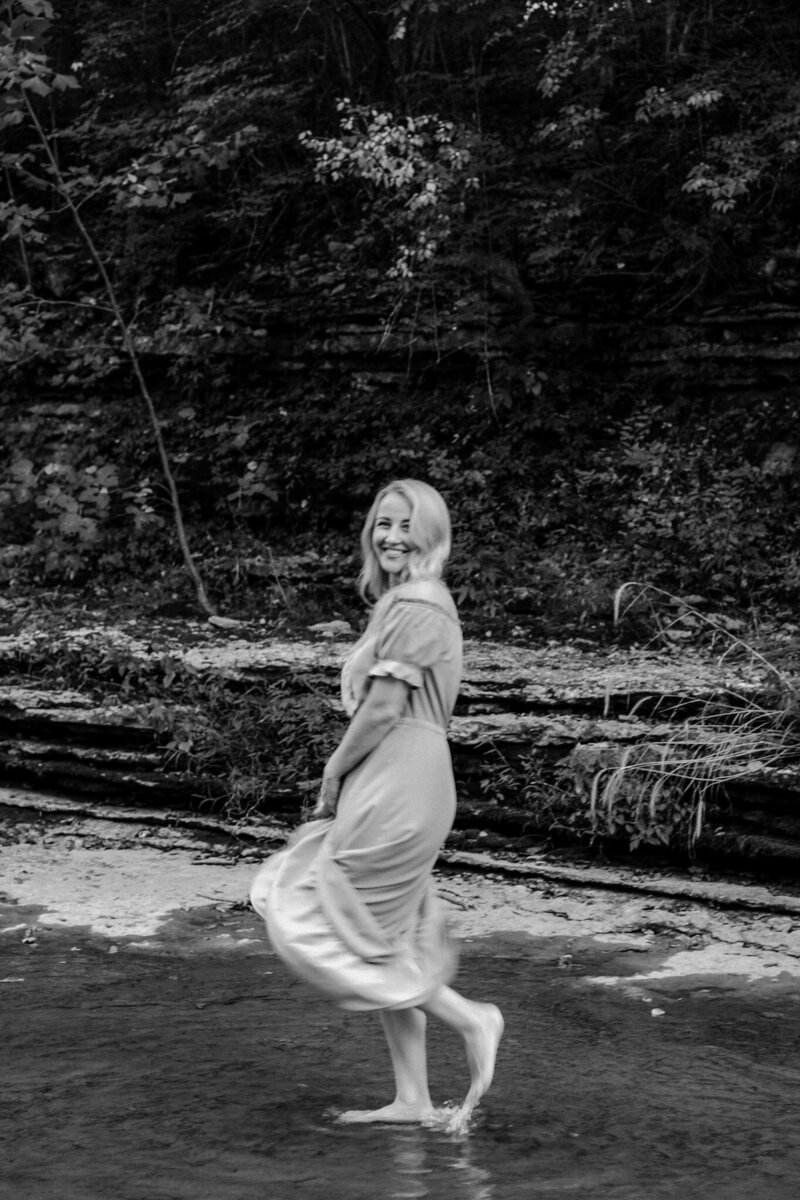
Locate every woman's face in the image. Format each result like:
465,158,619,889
372,492,416,578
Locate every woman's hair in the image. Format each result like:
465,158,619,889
358,478,452,603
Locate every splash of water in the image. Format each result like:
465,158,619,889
423,1099,478,1140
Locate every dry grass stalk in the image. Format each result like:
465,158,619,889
593,583,800,847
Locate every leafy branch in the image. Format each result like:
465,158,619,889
0,0,215,615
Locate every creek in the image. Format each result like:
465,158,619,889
3,801,800,1200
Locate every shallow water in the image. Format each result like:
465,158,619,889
3,905,800,1200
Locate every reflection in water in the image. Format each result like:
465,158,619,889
388,1129,429,1200
446,1139,495,1200
387,1127,495,1200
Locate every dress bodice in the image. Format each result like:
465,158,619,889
341,587,462,731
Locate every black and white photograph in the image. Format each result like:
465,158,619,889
2,2,800,1197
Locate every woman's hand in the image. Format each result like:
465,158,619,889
307,678,407,820
312,768,341,819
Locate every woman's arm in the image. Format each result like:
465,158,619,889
314,675,409,816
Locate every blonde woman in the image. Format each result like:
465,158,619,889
251,479,503,1124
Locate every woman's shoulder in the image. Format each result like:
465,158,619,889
386,578,458,621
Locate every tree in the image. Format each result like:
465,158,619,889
1,0,215,613
3,0,800,611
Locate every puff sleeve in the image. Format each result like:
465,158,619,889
368,599,446,689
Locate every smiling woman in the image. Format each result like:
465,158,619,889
359,480,453,603
372,491,415,577
251,478,502,1128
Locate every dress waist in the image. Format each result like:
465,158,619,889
395,716,447,737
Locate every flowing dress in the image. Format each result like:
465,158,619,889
250,584,463,1011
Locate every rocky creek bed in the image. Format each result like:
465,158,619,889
1,601,799,878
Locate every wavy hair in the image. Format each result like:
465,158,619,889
358,478,452,603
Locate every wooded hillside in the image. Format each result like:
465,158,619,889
2,0,800,627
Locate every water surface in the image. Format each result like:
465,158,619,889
3,904,799,1199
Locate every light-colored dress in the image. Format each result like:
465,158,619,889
250,582,463,1011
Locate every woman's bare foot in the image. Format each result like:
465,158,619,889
336,1101,435,1125
464,1002,504,1109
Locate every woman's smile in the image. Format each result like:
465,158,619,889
372,493,415,576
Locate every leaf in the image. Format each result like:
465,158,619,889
11,458,35,484
95,465,119,488
19,1,55,18
0,111,25,131
51,73,78,91
21,75,51,98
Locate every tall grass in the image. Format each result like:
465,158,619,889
590,583,800,848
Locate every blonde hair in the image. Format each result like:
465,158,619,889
358,479,451,603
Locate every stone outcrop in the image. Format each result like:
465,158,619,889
1,620,799,872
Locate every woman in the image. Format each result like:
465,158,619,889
250,479,503,1125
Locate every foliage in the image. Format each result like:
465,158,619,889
300,99,479,279
480,742,705,853
163,677,344,817
578,690,798,852
584,582,800,850
2,0,800,619
6,0,800,324
559,742,703,851
0,456,121,579
12,636,344,816
1,0,215,612
523,0,800,305
474,580,800,855
546,394,800,603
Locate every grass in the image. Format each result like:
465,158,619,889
587,583,800,849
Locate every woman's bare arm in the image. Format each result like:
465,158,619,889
314,675,409,816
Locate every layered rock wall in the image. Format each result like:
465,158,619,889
1,624,798,872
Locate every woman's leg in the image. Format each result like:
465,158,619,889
421,986,504,1111
337,988,503,1124
337,1007,434,1124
